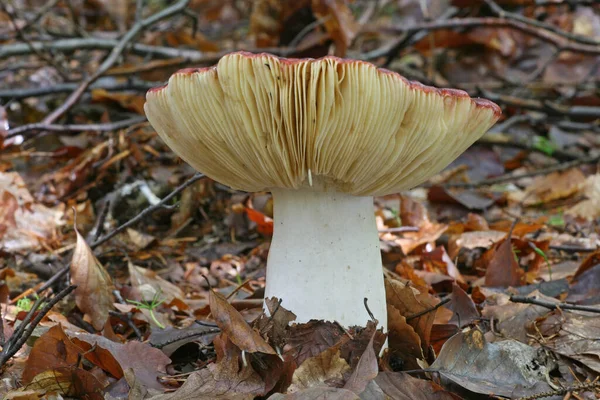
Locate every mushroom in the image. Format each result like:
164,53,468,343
145,52,501,331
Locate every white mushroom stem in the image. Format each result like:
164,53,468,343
265,179,387,331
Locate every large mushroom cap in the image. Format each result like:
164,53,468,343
145,52,501,196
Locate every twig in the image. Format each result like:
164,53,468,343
510,295,600,314
0,38,224,61
383,17,600,55
37,173,205,293
441,154,600,188
0,285,76,367
484,0,600,46
477,138,579,161
111,291,143,340
406,298,450,321
0,79,157,100
91,200,111,242
91,172,204,248
0,2,69,80
5,116,147,139
517,379,600,400
41,0,190,125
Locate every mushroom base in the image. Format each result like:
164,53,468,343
265,181,387,332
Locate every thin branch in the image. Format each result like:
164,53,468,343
0,286,76,367
510,295,600,314
5,116,147,139
383,17,600,55
91,172,205,248
37,172,207,292
484,0,600,46
441,154,600,188
41,0,190,125
0,79,157,100
406,298,451,321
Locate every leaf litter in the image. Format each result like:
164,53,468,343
1,0,600,399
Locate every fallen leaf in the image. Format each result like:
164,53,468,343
567,174,600,220
422,246,464,283
446,283,479,328
288,346,350,392
372,371,456,399
386,305,424,371
22,325,84,384
245,207,274,236
128,262,186,308
22,368,104,400
447,230,505,259
343,330,377,394
286,321,346,366
484,236,524,287
70,332,171,390
509,168,585,206
148,336,264,399
91,89,146,114
533,310,600,372
385,278,439,351
311,0,359,57
0,172,64,253
431,328,552,397
70,228,115,330
428,185,494,211
209,289,276,354
481,290,555,343
268,387,359,400
254,297,297,350
567,263,600,305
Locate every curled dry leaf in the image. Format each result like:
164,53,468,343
431,328,552,398
343,330,378,394
287,346,350,392
311,0,360,57
484,236,524,288
209,289,276,354
385,278,439,351
70,332,172,390
148,334,265,400
268,387,360,400
446,283,479,328
386,305,424,371
128,262,186,308
71,229,115,330
0,172,64,253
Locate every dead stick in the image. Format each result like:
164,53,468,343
510,295,600,314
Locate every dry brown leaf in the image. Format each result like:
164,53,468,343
431,328,553,397
447,283,479,327
372,372,456,400
481,290,554,343
91,89,146,114
71,229,115,330
385,278,439,351
269,387,360,400
286,321,346,366
21,368,104,400
148,334,265,400
343,330,378,394
209,289,276,354
311,0,359,57
288,346,350,392
22,325,84,384
70,332,171,390
567,174,600,220
509,168,585,206
484,237,524,288
387,305,424,371
447,230,505,259
128,262,186,308
0,172,64,253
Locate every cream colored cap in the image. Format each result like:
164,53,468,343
145,52,501,196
